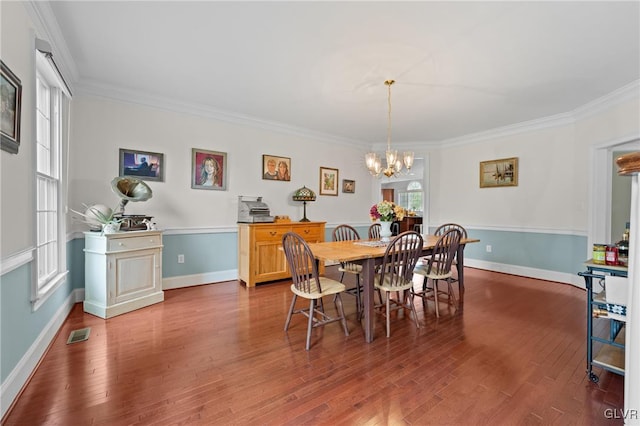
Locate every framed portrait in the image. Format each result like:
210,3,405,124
192,148,227,190
262,154,291,181
1,60,22,154
119,148,165,182
319,166,339,196
479,157,518,188
342,179,355,194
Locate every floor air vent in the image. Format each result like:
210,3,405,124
67,327,90,344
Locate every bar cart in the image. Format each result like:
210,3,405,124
578,260,628,383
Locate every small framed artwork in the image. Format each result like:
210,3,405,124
479,157,518,188
262,154,291,181
319,166,339,196
1,60,22,154
192,148,227,190
342,179,355,194
119,148,165,182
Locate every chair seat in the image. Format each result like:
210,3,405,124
413,263,453,280
291,277,346,299
338,262,363,274
374,275,414,292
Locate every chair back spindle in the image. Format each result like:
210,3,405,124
368,223,381,239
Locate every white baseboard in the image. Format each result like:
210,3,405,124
1,288,84,419
162,269,239,290
464,259,585,289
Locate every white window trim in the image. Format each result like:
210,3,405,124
32,48,70,311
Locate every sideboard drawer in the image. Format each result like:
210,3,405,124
254,227,289,242
290,225,322,240
108,235,162,252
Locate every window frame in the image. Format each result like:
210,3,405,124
398,180,424,214
32,51,69,311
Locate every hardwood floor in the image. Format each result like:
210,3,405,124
3,267,624,425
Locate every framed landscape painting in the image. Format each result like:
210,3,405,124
319,166,339,196
479,157,518,188
1,60,22,154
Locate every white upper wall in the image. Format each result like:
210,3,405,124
1,2,37,257
428,97,640,233
68,96,374,231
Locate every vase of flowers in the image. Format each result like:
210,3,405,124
370,200,406,242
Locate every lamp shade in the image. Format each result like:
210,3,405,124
292,186,315,222
292,186,316,202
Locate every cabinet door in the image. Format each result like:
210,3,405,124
109,249,161,304
254,240,288,280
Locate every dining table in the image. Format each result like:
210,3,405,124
307,234,480,343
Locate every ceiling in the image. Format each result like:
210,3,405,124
44,1,640,147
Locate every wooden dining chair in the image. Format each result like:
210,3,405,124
332,224,363,318
282,232,349,350
391,222,400,236
368,223,381,239
412,228,462,318
374,231,424,337
433,223,467,285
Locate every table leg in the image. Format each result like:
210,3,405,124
457,244,465,293
361,258,375,343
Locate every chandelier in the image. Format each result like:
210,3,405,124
365,80,414,178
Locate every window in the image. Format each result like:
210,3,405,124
398,180,423,213
33,50,69,309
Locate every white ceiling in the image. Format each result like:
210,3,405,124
44,1,640,146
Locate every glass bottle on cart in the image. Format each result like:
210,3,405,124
617,222,630,267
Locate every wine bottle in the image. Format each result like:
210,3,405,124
617,222,630,267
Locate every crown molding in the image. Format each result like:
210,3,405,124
573,79,640,121
75,80,367,149
433,80,640,149
25,1,79,87
32,0,638,152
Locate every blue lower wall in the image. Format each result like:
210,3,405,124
461,229,588,275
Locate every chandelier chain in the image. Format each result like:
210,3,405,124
387,79,393,152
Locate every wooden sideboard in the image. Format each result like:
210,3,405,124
395,216,423,234
238,221,325,287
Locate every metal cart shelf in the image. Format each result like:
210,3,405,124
578,260,628,383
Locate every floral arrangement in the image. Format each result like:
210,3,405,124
369,200,406,222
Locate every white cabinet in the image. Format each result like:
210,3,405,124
84,230,164,318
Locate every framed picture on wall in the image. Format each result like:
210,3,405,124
342,179,355,194
192,148,227,190
319,166,339,196
262,154,291,181
1,60,22,154
479,157,518,188
119,148,165,182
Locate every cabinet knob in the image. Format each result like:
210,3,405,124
270,231,277,236
304,230,309,234
119,242,124,246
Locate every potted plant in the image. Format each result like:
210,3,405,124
70,204,122,234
